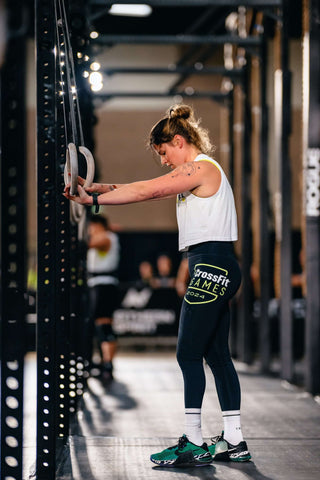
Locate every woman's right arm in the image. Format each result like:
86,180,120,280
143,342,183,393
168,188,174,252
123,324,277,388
78,176,126,194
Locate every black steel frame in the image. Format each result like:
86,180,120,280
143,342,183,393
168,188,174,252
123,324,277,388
35,0,93,476
0,2,27,479
259,30,271,372
35,0,72,477
279,0,293,382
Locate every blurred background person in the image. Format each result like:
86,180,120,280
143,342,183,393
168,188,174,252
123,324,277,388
153,253,176,288
87,214,120,382
136,260,156,290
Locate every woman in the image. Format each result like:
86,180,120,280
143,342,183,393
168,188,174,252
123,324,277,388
64,104,251,467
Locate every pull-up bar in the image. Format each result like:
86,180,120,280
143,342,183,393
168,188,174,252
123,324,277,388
96,91,231,102
102,66,244,77
95,34,262,47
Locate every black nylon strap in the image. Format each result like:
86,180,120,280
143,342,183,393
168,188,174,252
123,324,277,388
92,193,100,213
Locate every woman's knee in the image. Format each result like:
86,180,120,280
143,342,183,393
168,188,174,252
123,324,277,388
205,348,232,370
176,347,202,371
176,347,187,369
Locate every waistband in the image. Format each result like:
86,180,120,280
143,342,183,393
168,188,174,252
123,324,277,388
87,269,118,278
187,241,234,256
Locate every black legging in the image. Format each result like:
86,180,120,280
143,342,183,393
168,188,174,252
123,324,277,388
176,241,242,412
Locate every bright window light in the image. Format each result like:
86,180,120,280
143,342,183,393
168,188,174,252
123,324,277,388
109,4,152,17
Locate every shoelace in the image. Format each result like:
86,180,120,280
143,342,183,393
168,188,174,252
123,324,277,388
210,434,223,444
177,435,189,450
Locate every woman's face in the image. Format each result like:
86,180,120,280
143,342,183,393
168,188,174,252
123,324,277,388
154,136,185,169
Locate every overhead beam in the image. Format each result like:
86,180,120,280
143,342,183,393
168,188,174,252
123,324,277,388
168,9,233,93
95,34,262,46
103,66,244,77
91,1,282,7
95,91,230,101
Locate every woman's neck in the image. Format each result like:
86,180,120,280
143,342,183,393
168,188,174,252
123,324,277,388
185,145,202,163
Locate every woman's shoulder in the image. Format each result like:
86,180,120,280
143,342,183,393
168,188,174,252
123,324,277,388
194,154,221,170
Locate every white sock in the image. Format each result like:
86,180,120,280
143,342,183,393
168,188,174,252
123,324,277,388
184,408,203,446
222,410,243,445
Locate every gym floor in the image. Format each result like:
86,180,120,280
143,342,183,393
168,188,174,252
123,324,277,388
24,350,320,480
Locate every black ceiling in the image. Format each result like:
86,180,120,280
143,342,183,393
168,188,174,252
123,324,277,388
84,1,301,45
23,1,302,47
90,5,231,37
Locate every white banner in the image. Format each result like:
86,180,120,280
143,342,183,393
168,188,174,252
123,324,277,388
305,148,320,217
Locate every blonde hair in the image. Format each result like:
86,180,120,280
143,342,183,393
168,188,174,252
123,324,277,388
148,104,214,155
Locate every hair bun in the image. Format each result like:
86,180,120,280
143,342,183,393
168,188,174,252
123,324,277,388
149,103,214,155
168,104,193,121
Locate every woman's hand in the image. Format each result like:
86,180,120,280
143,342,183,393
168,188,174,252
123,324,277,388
63,183,92,206
78,176,121,194
78,175,101,194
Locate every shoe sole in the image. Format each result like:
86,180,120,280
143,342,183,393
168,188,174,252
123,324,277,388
150,452,213,468
230,454,251,462
214,451,251,462
150,459,213,468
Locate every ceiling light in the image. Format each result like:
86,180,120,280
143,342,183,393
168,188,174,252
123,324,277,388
89,72,103,86
90,62,101,71
109,4,152,17
91,83,103,92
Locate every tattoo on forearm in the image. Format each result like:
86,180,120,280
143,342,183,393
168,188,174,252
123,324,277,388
151,189,165,199
100,184,116,192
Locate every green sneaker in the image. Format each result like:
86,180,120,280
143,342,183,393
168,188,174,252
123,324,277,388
208,433,228,459
150,434,213,467
208,433,251,462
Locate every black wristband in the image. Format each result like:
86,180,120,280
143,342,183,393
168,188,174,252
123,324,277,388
92,193,100,214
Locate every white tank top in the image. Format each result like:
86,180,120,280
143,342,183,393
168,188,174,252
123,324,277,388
87,231,120,286
176,154,238,251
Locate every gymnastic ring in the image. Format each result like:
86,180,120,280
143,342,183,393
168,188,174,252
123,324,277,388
77,205,88,241
64,142,78,196
70,201,84,225
78,146,95,188
65,144,83,225
74,146,95,236
64,143,95,228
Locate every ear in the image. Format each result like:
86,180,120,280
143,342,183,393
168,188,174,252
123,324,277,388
173,135,184,148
